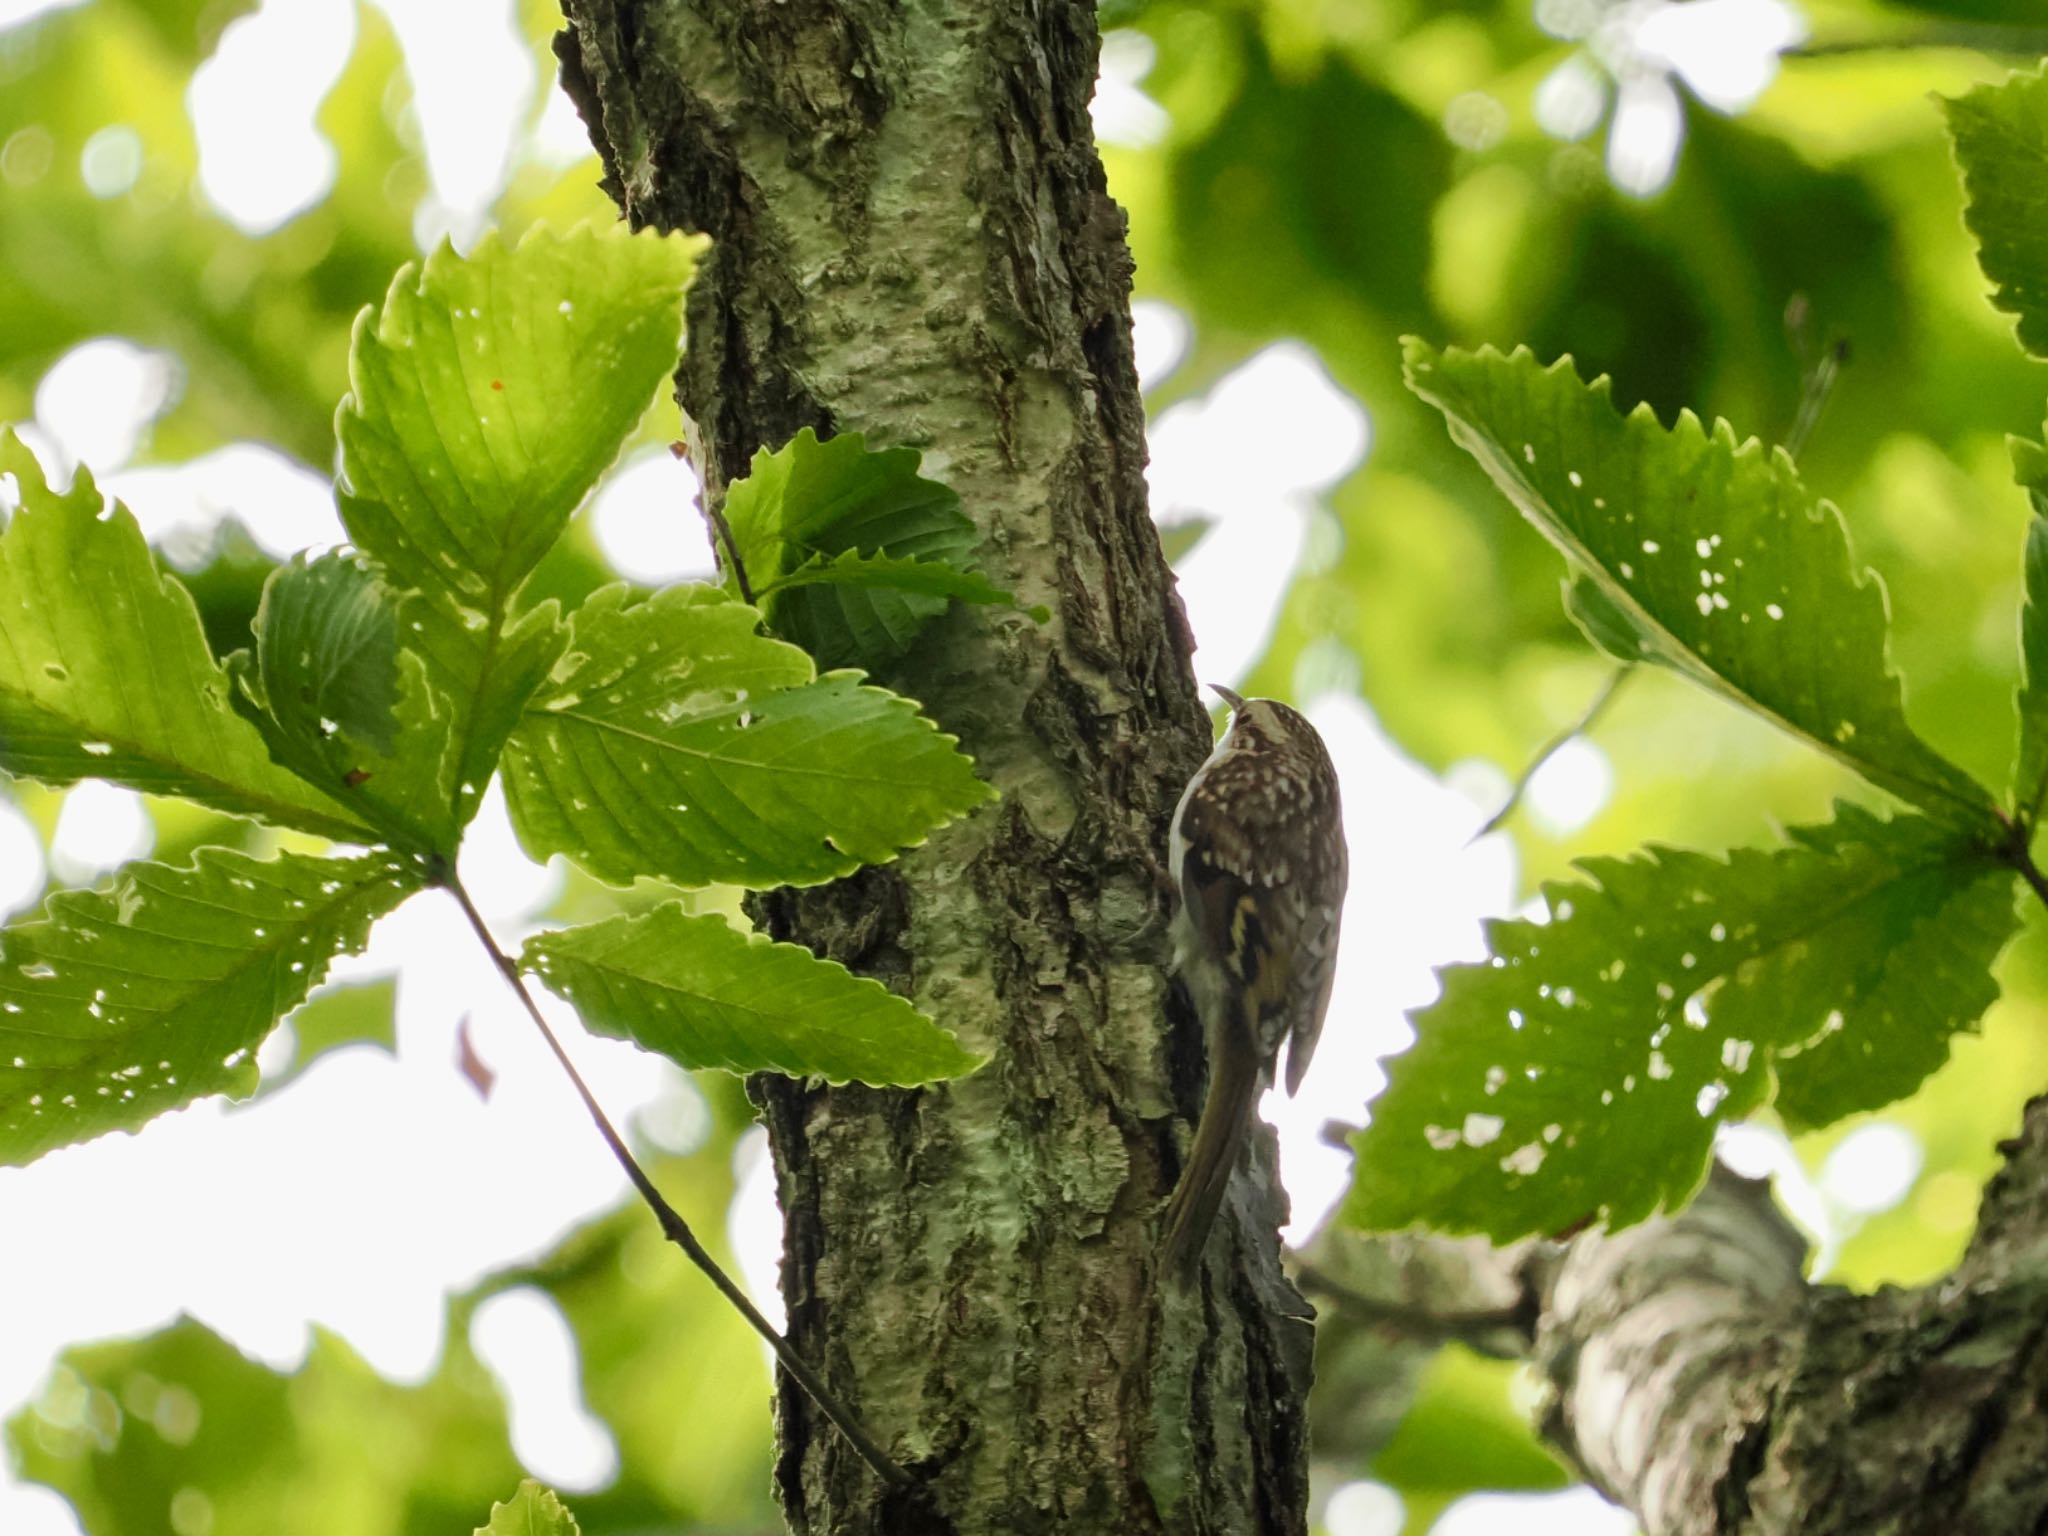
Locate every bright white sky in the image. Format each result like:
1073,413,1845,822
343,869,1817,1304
0,2,1881,1533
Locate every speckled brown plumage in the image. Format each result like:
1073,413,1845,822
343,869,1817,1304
1160,688,1347,1286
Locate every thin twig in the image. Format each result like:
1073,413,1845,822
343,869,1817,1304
1473,668,1633,844
1292,1261,1533,1359
707,503,755,606
2011,841,2048,917
1787,24,2048,58
672,439,756,605
1785,338,1850,463
442,876,914,1491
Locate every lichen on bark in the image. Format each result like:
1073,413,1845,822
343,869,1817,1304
552,2,1314,1531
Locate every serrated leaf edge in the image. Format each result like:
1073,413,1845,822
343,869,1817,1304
1402,340,1996,824
523,906,987,1086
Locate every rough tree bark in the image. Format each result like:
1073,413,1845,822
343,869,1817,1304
1307,1096,2048,1535
552,4,1313,1533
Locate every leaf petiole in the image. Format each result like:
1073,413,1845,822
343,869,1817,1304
438,873,916,1494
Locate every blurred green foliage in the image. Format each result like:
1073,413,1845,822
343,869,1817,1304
7,1087,778,1535
1368,1347,1568,1530
9,1317,525,1536
9,0,2048,1531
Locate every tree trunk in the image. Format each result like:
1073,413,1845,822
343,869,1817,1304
551,3,1314,1532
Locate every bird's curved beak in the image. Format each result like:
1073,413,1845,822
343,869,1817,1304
1210,684,1245,712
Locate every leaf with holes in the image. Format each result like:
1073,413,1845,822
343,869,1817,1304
254,977,398,1100
1343,803,2017,1241
1403,342,1997,827
0,848,420,1167
2012,436,2048,824
1947,65,2048,360
336,224,694,841
501,584,992,889
525,905,983,1084
229,551,456,853
0,433,371,841
720,427,996,668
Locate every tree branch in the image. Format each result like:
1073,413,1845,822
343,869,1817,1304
1310,1107,2048,1535
1522,1167,1808,1529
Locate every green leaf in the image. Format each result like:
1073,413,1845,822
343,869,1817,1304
339,224,692,604
502,584,993,889
525,905,984,1085
256,551,401,756
1402,342,1996,825
336,224,694,839
1344,804,2017,1241
477,1481,582,1536
0,433,371,842
754,548,1035,662
760,547,1014,606
1561,574,1652,664
1156,515,1215,567
0,848,420,1166
255,977,399,1099
231,553,457,852
2013,436,2048,824
1946,66,2048,360
721,427,989,668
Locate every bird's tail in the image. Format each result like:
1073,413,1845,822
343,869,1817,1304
1157,1032,1262,1289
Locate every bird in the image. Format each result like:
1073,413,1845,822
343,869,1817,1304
1158,685,1347,1287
